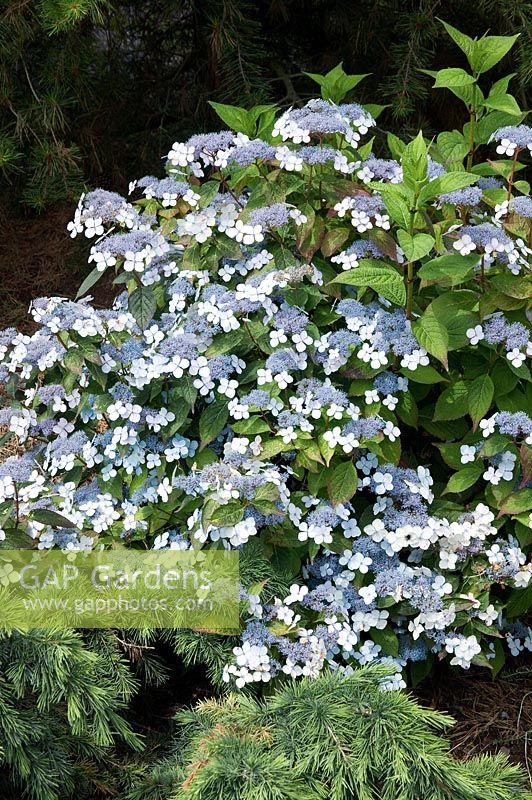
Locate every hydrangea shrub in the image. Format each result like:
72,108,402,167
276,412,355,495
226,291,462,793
0,22,531,688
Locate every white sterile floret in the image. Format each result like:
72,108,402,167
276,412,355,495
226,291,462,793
225,219,264,245
460,445,476,464
284,584,309,605
466,325,484,345
495,138,517,157
453,234,476,255
275,146,303,171
507,348,525,367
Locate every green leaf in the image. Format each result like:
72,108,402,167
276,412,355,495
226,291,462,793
433,68,475,88
491,273,532,300
362,104,388,119
489,74,517,96
434,380,469,421
232,417,271,435
206,329,246,357
296,213,325,261
436,442,463,470
396,231,434,261
505,584,532,618
439,20,475,62
75,265,104,299
257,439,288,460
30,509,77,528
499,489,532,516
387,132,405,159
128,286,157,330
418,254,478,285
376,184,412,229
371,627,399,657
63,348,84,375
412,308,449,368
321,228,350,257
304,64,370,103
483,93,521,116
173,375,197,406
480,434,510,458
443,463,483,494
208,102,253,135
202,500,243,530
331,260,406,306
401,131,427,183
429,290,478,349
417,172,478,204
471,35,520,74
327,461,358,506
396,391,418,428
318,434,335,467
410,654,434,686
436,130,469,163
475,110,525,144
400,364,446,384
468,375,494,426
199,402,229,447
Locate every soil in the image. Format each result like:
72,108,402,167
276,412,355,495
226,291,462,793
414,661,532,780
0,205,116,333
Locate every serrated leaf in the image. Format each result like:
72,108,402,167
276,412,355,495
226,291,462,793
401,130,427,183
505,584,532,618
436,442,463,470
371,627,399,657
418,172,478,204
484,93,521,116
321,228,350,257
434,380,469,421
376,183,412,228
75,265,105,299
412,309,449,368
174,375,197,406
199,403,228,447
439,19,475,61
400,364,446,383
396,391,418,428
256,439,287,460
30,509,77,528
318,434,335,467
499,489,532,516
202,500,243,531
232,417,271,435
491,273,532,299
128,286,157,330
480,434,510,457
433,67,475,88
471,34,520,74
331,260,406,306
63,348,84,375
468,374,494,427
436,130,469,163
443,463,483,494
327,461,358,506
396,231,434,261
387,132,405,159
208,101,252,135
418,254,478,284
